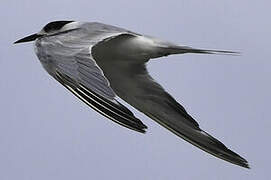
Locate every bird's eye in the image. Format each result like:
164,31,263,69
43,21,74,33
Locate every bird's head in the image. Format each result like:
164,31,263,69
14,21,78,44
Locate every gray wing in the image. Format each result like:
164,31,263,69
35,31,147,133
91,33,249,168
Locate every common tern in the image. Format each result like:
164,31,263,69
14,21,249,168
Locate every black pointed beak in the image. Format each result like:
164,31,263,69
14,33,42,44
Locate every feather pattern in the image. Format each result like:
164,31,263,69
31,21,248,168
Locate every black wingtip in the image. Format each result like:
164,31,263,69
140,123,148,129
202,130,250,169
137,128,147,134
226,148,250,169
131,122,148,134
55,71,148,135
244,163,250,169
237,157,250,169
128,122,147,134
233,156,250,169
237,160,250,169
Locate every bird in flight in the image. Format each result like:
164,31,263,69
14,21,249,168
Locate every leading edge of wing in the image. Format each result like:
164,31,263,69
55,71,147,133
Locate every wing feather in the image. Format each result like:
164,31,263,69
35,30,147,133
55,71,147,133
91,34,249,168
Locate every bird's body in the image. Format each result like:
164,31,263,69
15,21,249,168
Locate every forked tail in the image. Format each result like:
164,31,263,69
166,45,240,56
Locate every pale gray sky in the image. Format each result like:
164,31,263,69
1,0,270,179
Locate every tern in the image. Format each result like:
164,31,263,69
14,21,249,168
